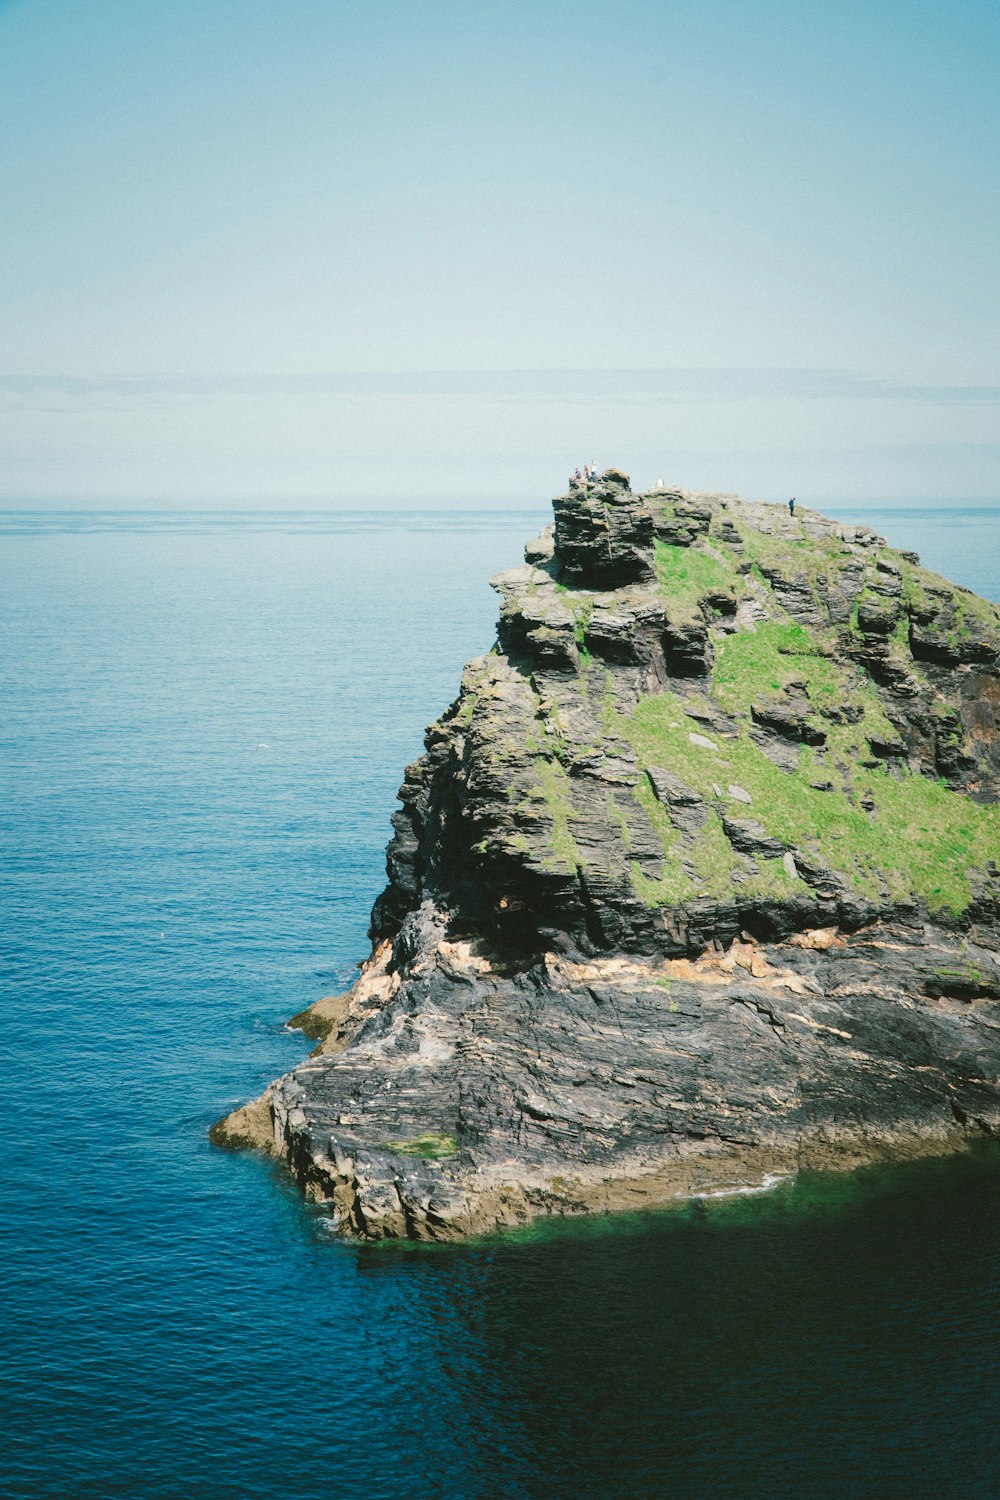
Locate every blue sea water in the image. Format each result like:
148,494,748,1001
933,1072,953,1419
2,502,1000,1500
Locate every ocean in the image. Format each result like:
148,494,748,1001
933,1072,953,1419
2,502,999,1499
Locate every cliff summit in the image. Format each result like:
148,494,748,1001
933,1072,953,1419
215,473,1000,1240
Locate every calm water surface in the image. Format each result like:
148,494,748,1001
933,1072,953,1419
2,503,999,1499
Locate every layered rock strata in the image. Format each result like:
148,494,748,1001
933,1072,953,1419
214,472,1000,1240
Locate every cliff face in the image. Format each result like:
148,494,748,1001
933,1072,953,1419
215,474,1000,1241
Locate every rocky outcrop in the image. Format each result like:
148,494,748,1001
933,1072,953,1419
552,469,655,586
214,473,1000,1240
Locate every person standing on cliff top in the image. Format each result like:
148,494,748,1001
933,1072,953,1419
789,497,796,516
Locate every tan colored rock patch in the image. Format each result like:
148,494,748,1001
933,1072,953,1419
209,1085,278,1153
789,926,844,951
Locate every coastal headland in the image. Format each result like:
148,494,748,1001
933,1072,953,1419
213,473,1000,1240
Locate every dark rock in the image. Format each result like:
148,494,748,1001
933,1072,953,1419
646,765,702,806
721,816,790,858
751,702,826,746
585,590,669,667
647,766,707,835
701,588,739,618
857,595,901,635
524,524,555,565
713,518,744,548
754,560,824,625
820,703,864,725
922,963,1000,1002
552,485,655,587
663,615,712,676
868,734,907,759
647,491,714,547
216,476,1000,1242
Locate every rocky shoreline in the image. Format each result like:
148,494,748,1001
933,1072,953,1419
213,473,1000,1240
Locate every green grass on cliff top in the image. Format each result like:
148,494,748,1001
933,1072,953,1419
621,619,999,915
654,538,739,617
525,518,999,915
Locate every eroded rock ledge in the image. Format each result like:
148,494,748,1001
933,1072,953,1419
214,473,1000,1240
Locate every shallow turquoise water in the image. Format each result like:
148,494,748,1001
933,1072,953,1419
2,503,999,1499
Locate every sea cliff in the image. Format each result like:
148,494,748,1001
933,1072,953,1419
214,473,1000,1240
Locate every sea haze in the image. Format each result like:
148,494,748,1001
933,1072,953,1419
2,503,999,1499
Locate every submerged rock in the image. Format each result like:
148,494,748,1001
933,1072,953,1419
214,475,1000,1240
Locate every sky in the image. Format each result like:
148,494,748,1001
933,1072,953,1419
1,0,999,505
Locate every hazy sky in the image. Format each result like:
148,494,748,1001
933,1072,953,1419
2,0,999,504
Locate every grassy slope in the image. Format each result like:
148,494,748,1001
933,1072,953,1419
624,527,999,917
514,508,998,917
